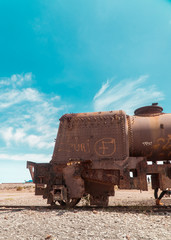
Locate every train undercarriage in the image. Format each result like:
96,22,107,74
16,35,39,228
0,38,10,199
27,157,171,207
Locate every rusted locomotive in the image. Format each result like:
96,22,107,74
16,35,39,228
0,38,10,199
27,103,171,207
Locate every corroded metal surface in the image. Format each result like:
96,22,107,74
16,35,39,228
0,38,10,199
51,110,128,163
129,113,171,161
134,104,163,116
27,104,171,207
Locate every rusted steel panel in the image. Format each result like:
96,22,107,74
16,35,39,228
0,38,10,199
63,164,85,199
129,113,171,161
85,181,114,197
34,163,50,184
26,162,50,196
82,169,120,185
147,164,171,189
51,110,128,163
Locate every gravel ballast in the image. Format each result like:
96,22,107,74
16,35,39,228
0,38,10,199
0,184,171,240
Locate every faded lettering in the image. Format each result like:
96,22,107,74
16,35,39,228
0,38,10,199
142,142,152,146
58,138,90,153
149,135,171,158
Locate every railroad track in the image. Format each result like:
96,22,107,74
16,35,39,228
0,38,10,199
0,205,171,213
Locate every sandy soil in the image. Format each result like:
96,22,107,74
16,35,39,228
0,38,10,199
0,183,170,206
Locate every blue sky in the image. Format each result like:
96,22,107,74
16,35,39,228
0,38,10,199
0,0,171,182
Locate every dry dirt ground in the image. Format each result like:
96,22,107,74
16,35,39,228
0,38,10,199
0,183,171,240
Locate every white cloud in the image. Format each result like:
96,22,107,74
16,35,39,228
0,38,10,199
0,73,32,88
0,153,51,163
1,127,13,146
0,127,54,149
0,79,10,86
93,75,164,114
93,79,111,100
0,88,42,109
0,72,64,158
51,95,61,101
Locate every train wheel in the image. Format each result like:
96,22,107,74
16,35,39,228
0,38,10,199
58,198,81,208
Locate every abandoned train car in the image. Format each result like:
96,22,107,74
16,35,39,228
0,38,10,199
27,103,171,207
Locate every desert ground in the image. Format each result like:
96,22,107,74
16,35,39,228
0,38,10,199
0,183,171,240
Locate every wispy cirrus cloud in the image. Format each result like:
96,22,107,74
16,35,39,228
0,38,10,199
93,75,164,114
94,79,111,100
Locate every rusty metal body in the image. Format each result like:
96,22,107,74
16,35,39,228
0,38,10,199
27,104,171,207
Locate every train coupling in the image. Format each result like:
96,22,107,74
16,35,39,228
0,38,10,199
51,185,67,201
